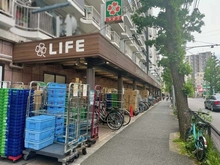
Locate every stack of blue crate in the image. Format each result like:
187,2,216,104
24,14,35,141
106,94,112,108
25,115,55,150
46,83,66,141
6,89,29,157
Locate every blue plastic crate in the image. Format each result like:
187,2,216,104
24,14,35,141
47,83,66,89
47,89,66,97
26,115,55,131
9,107,26,112
47,99,66,107
25,137,54,150
55,117,64,127
47,106,65,111
25,127,54,141
7,142,24,148
47,107,65,116
54,126,64,135
6,149,22,157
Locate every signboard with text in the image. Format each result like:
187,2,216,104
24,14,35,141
105,0,123,23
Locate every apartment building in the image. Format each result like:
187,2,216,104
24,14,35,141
185,51,212,96
0,0,160,94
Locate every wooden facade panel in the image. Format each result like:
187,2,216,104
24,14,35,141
0,40,13,56
13,33,100,63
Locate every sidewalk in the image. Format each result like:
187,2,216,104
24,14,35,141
80,101,193,165
0,101,193,165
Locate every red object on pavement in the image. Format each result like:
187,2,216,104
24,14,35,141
129,105,134,117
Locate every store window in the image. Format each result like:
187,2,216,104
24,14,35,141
44,72,66,84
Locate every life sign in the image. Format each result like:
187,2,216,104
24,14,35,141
49,39,85,55
35,39,85,57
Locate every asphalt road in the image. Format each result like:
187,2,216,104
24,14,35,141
188,98,220,131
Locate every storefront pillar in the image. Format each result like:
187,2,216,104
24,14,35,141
86,61,95,90
133,80,137,90
118,75,123,108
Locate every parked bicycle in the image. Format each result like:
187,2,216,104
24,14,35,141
185,111,209,161
94,102,124,130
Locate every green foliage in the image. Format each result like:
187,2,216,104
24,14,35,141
206,138,220,165
172,134,189,155
182,81,194,96
161,67,172,93
178,62,192,75
197,109,213,123
204,54,220,95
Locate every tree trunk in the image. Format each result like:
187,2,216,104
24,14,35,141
170,63,191,140
165,2,191,140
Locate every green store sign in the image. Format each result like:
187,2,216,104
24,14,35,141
105,0,123,23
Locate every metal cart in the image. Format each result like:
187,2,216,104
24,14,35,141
23,82,90,165
86,85,102,147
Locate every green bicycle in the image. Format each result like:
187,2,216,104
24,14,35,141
185,111,209,161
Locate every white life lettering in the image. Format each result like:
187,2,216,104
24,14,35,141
49,43,57,55
76,39,85,52
65,41,73,53
59,42,63,54
48,40,85,55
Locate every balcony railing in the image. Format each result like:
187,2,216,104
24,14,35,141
124,44,132,58
138,36,145,46
124,25,132,38
85,5,101,27
111,31,120,47
106,25,111,39
14,1,55,37
0,0,14,17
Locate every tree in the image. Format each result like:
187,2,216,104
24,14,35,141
204,54,220,95
132,0,204,140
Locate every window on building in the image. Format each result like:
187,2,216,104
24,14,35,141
44,72,66,84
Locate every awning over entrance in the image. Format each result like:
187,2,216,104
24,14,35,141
13,33,161,89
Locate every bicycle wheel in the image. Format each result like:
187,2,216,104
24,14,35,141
196,138,206,161
106,111,124,130
120,109,131,126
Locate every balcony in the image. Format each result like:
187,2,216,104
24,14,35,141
140,54,147,62
110,31,120,48
43,0,85,16
111,22,125,35
85,0,105,13
0,0,15,29
124,44,132,59
80,5,101,33
10,1,56,40
137,35,145,46
130,41,140,52
121,25,133,39
123,8,133,28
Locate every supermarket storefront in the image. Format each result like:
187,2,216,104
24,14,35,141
13,33,160,93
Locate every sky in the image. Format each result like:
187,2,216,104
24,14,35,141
187,0,220,57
